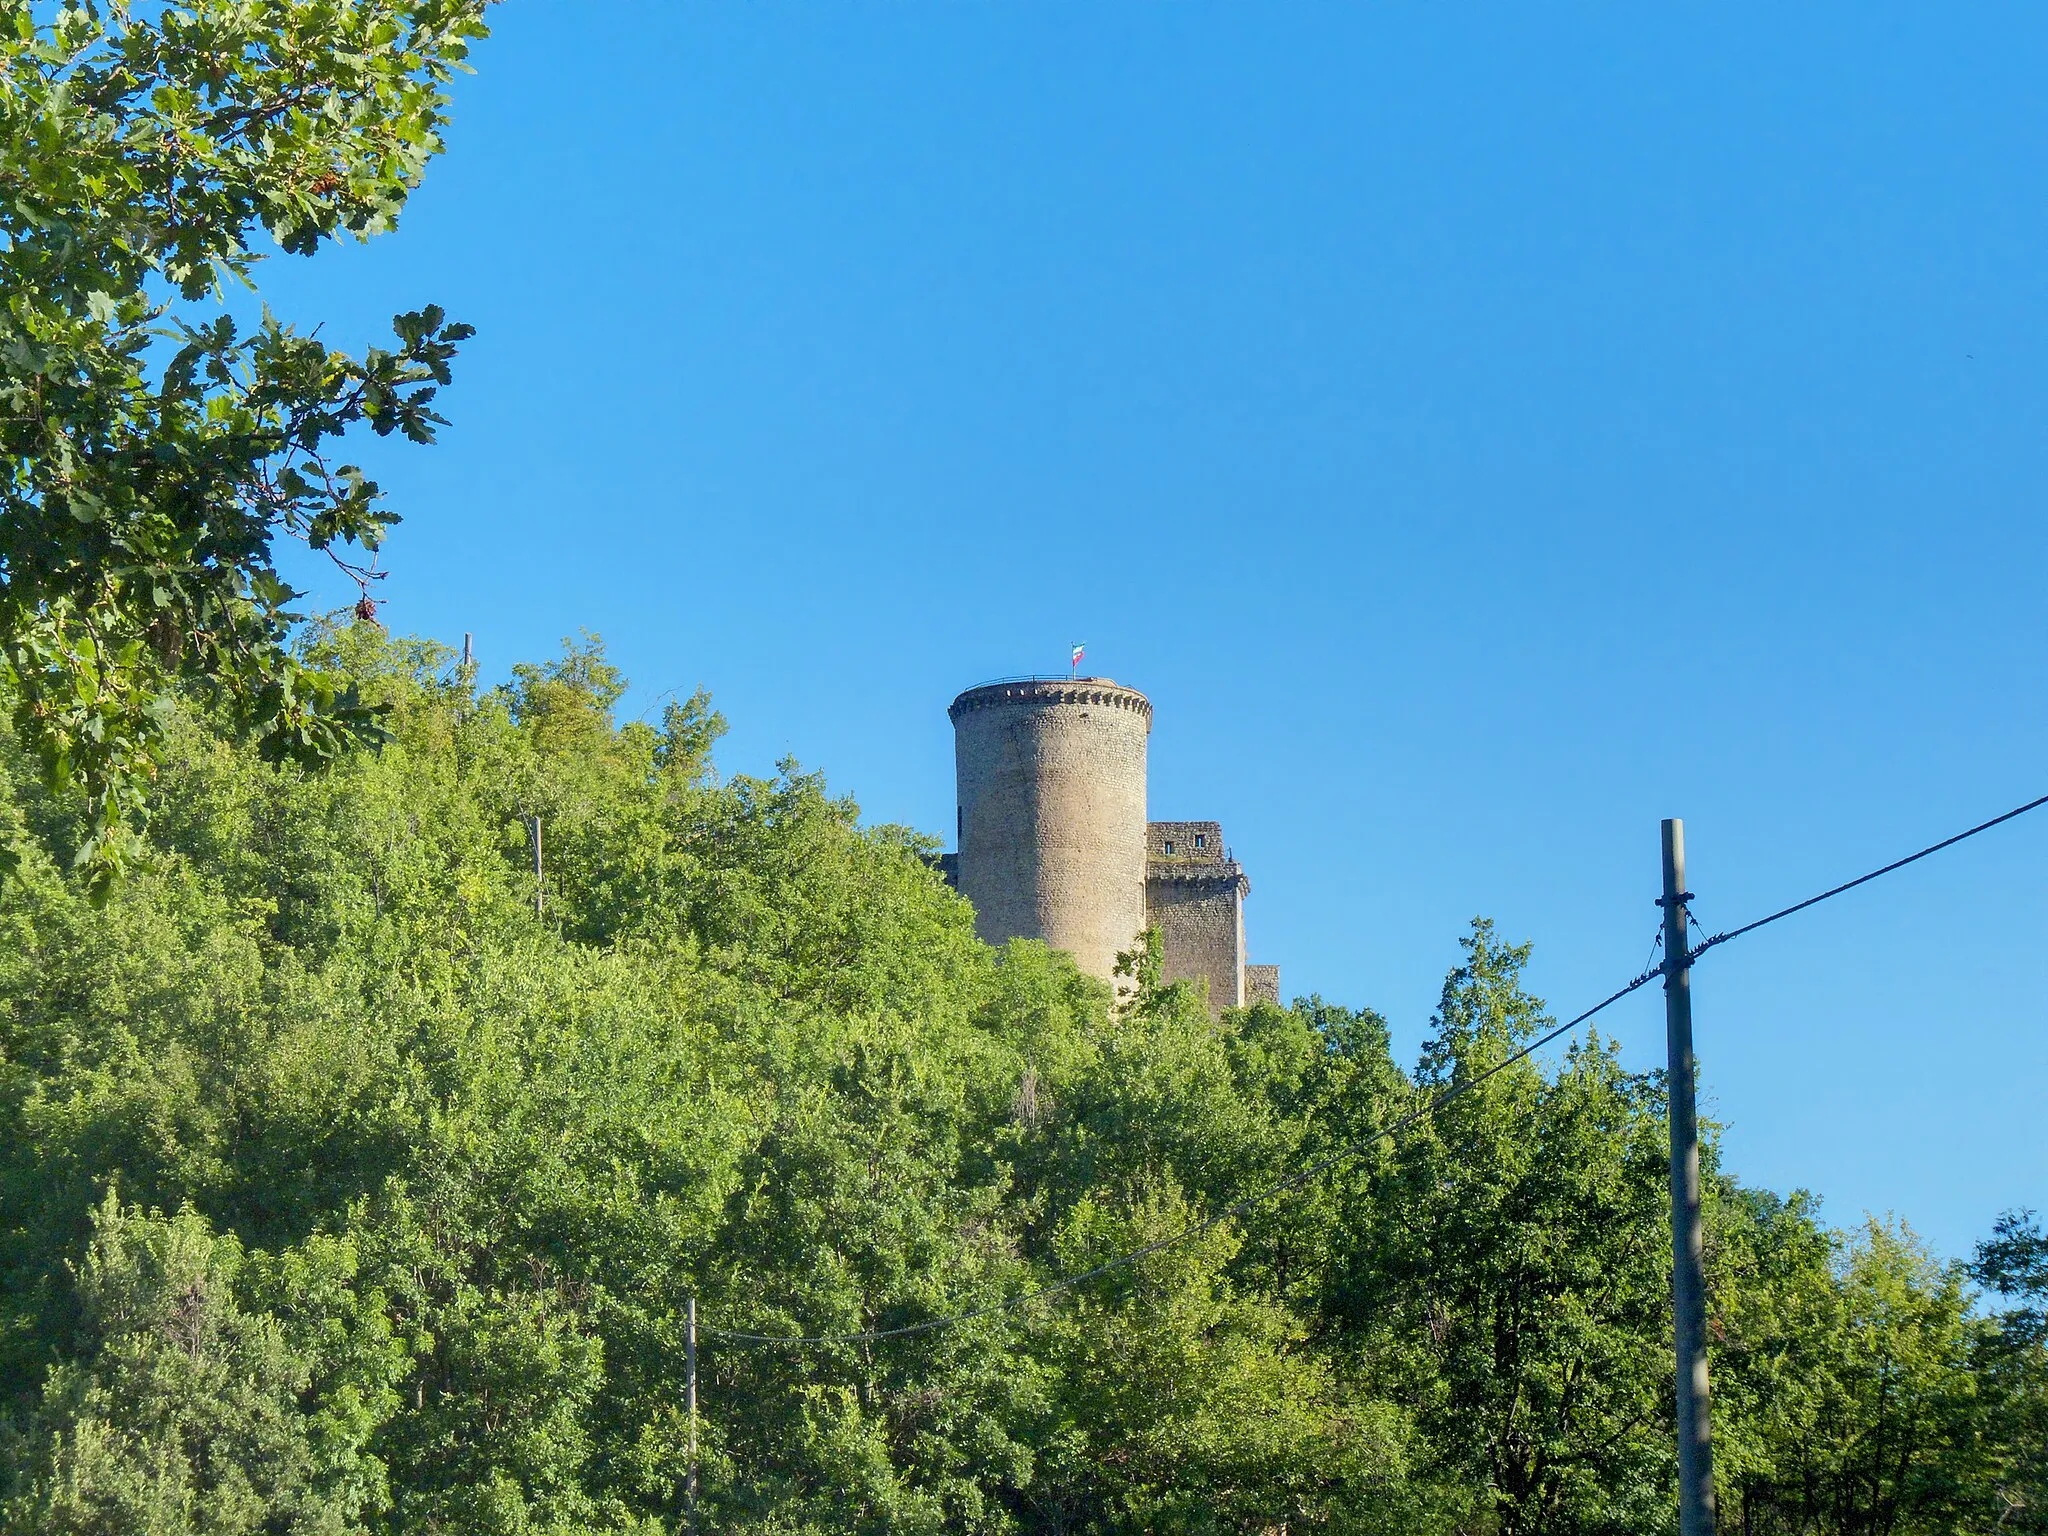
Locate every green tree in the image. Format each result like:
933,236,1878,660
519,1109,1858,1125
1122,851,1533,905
1970,1210,2048,1533
0,0,489,890
1,628,2035,1533
1325,920,1677,1534
1973,1209,2048,1344
0,1192,403,1534
1716,1218,1999,1535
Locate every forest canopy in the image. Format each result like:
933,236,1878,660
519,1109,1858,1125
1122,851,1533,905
0,627,2039,1535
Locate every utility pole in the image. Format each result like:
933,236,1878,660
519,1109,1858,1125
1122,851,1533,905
686,1296,699,1533
1661,818,1716,1535
457,635,475,724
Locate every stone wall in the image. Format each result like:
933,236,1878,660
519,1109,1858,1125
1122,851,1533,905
1146,861,1245,1011
951,679,1151,983
1245,965,1281,1006
1148,821,1224,861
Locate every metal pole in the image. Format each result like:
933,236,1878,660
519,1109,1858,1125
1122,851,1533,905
686,1296,698,1533
1661,818,1717,1535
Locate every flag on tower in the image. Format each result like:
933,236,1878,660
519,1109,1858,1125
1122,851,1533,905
1070,643,1085,673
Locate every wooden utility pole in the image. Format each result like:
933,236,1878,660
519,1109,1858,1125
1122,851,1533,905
1661,818,1716,1535
686,1296,699,1532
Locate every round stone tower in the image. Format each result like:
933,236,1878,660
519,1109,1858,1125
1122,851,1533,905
950,678,1152,982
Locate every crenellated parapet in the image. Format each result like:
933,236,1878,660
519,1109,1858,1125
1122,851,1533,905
949,678,1153,727
1145,857,1249,897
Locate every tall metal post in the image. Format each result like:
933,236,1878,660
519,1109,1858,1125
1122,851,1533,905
1661,818,1717,1534
686,1295,699,1532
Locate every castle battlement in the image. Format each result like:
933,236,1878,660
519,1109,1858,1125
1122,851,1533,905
948,677,1153,724
1146,860,1248,892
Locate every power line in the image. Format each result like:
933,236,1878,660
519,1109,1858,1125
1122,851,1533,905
1688,791,2048,962
703,787,2048,1351
700,955,1667,1348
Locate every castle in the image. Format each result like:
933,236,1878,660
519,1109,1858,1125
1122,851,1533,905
937,677,1278,1011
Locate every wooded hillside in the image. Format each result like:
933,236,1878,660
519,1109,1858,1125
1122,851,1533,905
0,629,2041,1534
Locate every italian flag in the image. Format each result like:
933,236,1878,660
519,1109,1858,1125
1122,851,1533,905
1070,643,1086,670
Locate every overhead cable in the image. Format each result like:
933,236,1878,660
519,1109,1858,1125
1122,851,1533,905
1688,791,2048,962
705,788,2048,1350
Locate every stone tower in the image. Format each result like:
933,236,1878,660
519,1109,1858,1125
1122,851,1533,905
944,676,1280,1011
950,678,1152,981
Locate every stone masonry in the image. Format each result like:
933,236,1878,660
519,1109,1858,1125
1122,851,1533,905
946,679,1277,1013
1245,965,1281,1006
950,679,1152,984
1146,821,1247,1008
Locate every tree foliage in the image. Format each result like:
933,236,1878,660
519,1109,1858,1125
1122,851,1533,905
0,0,488,890
0,628,2037,1533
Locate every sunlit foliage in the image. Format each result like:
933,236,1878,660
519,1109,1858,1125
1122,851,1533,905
0,628,2037,1533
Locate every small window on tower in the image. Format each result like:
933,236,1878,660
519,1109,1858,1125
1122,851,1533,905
1194,834,1207,849
1162,840,1175,855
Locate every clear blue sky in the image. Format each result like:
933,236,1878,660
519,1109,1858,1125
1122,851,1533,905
262,4,2045,1261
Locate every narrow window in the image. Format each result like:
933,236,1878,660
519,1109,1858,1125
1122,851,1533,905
1162,840,1175,855
1194,834,1207,850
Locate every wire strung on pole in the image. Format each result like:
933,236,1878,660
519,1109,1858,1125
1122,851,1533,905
699,787,2048,1352
699,956,1668,1348
1687,791,2048,963
1641,926,1665,980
